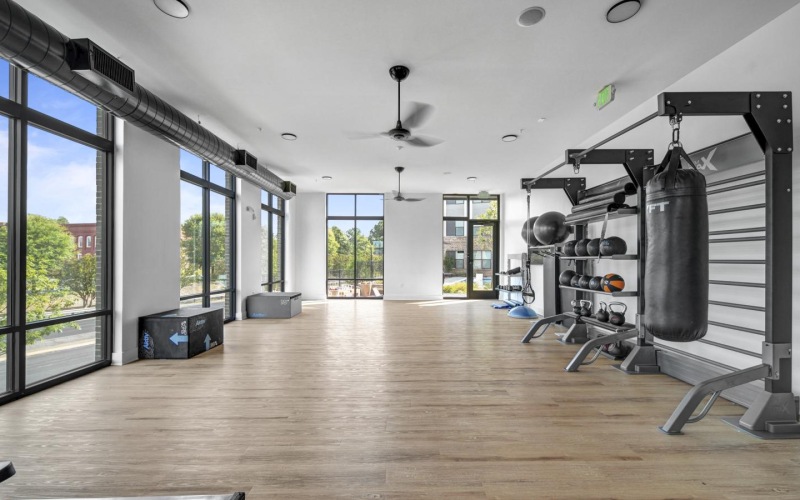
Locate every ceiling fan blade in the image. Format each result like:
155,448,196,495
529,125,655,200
345,131,384,140
403,197,425,202
406,135,443,147
394,194,405,201
402,102,435,129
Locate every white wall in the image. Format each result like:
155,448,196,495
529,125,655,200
113,120,180,365
521,4,800,392
292,192,327,300
384,194,443,300
235,179,263,319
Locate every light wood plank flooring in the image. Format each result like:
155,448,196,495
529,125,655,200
1,299,799,499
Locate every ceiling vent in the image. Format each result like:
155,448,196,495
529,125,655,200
234,149,258,170
282,181,297,195
66,39,135,97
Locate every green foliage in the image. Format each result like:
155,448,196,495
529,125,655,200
181,213,229,290
443,254,456,272
61,254,97,308
0,215,78,351
327,224,383,280
442,282,467,294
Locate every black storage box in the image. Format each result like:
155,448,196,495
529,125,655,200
139,307,224,359
246,292,302,318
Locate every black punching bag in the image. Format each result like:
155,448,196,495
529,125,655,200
643,146,708,342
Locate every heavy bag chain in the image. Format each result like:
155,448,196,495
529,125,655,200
669,115,682,150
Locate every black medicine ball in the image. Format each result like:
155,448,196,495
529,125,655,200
563,240,577,256
578,275,592,289
586,238,601,256
559,270,576,286
575,238,591,256
570,275,581,288
589,276,603,290
599,236,627,256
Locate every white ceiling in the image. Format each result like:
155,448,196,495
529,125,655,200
17,0,800,194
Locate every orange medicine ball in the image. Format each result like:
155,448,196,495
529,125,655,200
601,273,625,293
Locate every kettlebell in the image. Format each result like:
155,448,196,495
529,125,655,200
608,302,627,326
559,269,576,286
570,275,581,288
594,302,609,322
589,276,603,291
563,240,577,257
575,238,592,256
571,299,581,315
586,238,601,256
579,300,592,317
577,275,592,289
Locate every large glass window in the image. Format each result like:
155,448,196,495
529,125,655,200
326,194,383,298
0,58,113,403
260,191,285,292
179,152,235,320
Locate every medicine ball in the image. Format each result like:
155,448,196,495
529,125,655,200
601,273,625,293
599,236,627,256
589,276,603,291
575,238,591,257
570,275,581,288
559,269,576,286
586,238,601,256
521,217,541,247
533,211,570,245
578,275,592,289
563,240,577,257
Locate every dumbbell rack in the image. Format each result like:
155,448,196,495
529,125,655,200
520,149,661,375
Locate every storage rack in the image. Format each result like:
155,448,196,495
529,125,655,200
496,253,527,303
520,149,660,375
519,91,798,439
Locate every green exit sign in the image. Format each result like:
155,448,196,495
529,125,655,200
595,84,616,110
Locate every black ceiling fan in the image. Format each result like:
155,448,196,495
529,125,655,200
392,166,424,202
349,65,442,147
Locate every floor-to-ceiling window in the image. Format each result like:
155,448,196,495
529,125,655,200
261,190,285,292
179,150,235,320
442,195,500,298
0,58,113,403
326,194,383,298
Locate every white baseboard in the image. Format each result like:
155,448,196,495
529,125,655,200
111,349,139,366
383,295,444,301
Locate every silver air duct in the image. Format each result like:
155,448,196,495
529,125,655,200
0,0,294,199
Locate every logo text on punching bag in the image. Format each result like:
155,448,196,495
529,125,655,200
647,201,670,213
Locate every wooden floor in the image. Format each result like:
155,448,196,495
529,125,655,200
1,300,799,499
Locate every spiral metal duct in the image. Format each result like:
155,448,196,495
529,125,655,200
0,0,293,198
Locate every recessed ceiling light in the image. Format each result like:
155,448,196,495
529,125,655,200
606,0,641,23
281,133,297,141
538,117,546,123
467,176,477,182
443,171,452,175
321,175,332,181
153,0,190,18
502,134,518,142
518,6,546,27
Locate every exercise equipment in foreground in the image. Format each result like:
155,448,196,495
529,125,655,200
643,137,709,342
522,91,800,439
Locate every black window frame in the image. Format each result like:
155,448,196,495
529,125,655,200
326,193,384,299
0,59,114,405
179,156,236,321
261,191,285,292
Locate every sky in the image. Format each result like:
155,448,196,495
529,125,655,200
0,60,101,224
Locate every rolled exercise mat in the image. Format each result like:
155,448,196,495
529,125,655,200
564,204,627,224
577,176,636,202
571,191,628,213
643,146,708,342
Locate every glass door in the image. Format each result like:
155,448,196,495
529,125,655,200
468,221,498,299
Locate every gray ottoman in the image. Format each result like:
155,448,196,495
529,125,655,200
246,292,302,318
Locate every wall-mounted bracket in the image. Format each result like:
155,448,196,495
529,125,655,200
763,342,792,380
519,177,586,206
565,148,654,189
